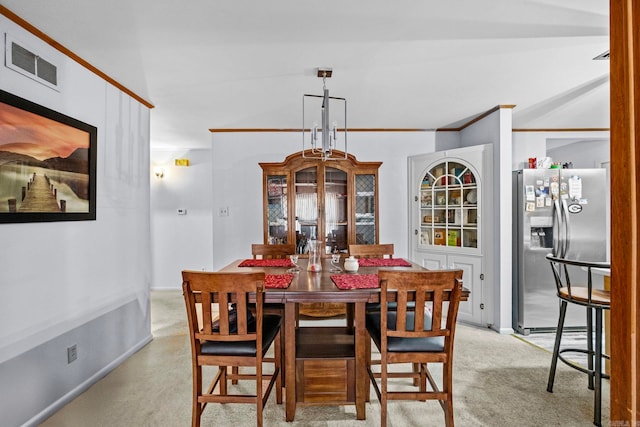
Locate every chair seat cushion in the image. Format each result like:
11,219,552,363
366,310,444,352
201,314,282,356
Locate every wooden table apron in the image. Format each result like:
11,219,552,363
218,258,467,422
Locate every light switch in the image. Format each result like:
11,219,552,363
219,207,229,216
177,208,187,215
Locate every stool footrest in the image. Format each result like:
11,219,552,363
557,348,610,380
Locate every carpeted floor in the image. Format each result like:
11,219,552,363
515,331,593,368
40,290,609,426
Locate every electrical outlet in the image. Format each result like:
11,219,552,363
67,344,77,364
218,207,229,217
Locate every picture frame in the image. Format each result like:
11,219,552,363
0,89,97,223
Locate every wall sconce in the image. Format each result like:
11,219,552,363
153,166,165,179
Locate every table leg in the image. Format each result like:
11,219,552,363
346,303,355,333
285,302,297,421
355,301,367,420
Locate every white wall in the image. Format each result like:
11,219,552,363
0,15,151,427
434,131,461,151
546,138,610,168
511,130,609,170
459,107,513,333
150,149,214,289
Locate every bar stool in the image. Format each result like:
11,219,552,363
545,254,611,427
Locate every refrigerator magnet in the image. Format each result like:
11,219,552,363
526,202,536,212
569,176,583,199
525,185,535,201
536,196,545,207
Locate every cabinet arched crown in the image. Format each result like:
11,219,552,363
260,151,382,255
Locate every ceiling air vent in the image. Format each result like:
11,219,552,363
593,50,610,61
5,34,59,89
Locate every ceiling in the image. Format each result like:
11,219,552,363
0,0,610,149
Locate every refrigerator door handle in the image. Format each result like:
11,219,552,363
561,199,571,257
552,199,563,256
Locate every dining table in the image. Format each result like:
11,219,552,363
219,256,469,422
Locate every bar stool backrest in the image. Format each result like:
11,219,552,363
546,254,610,308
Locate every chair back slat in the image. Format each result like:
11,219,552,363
251,243,296,259
431,286,444,330
349,244,394,259
235,289,253,336
414,289,426,332
182,271,264,343
379,269,463,339
203,290,215,335
395,289,408,331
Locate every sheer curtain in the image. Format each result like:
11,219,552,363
325,192,339,233
295,193,317,221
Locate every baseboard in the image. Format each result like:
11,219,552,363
21,334,152,427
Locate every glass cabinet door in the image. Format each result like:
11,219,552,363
324,167,348,254
419,160,478,249
266,175,288,244
261,152,381,259
295,166,318,253
355,174,376,245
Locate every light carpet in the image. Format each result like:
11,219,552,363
39,290,609,426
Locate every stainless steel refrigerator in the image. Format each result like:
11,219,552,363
512,168,608,334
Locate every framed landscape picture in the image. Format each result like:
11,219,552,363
0,89,97,223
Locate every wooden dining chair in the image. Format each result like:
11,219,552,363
251,243,296,259
249,243,294,380
182,270,282,427
249,244,294,327
366,269,464,427
348,243,396,325
350,244,396,315
545,255,611,427
348,243,394,259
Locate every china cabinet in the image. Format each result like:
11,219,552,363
260,151,381,256
408,144,492,327
260,151,381,318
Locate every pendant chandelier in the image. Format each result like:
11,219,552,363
302,68,347,161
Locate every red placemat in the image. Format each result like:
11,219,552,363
265,274,294,289
357,258,412,267
331,274,379,290
238,259,294,268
